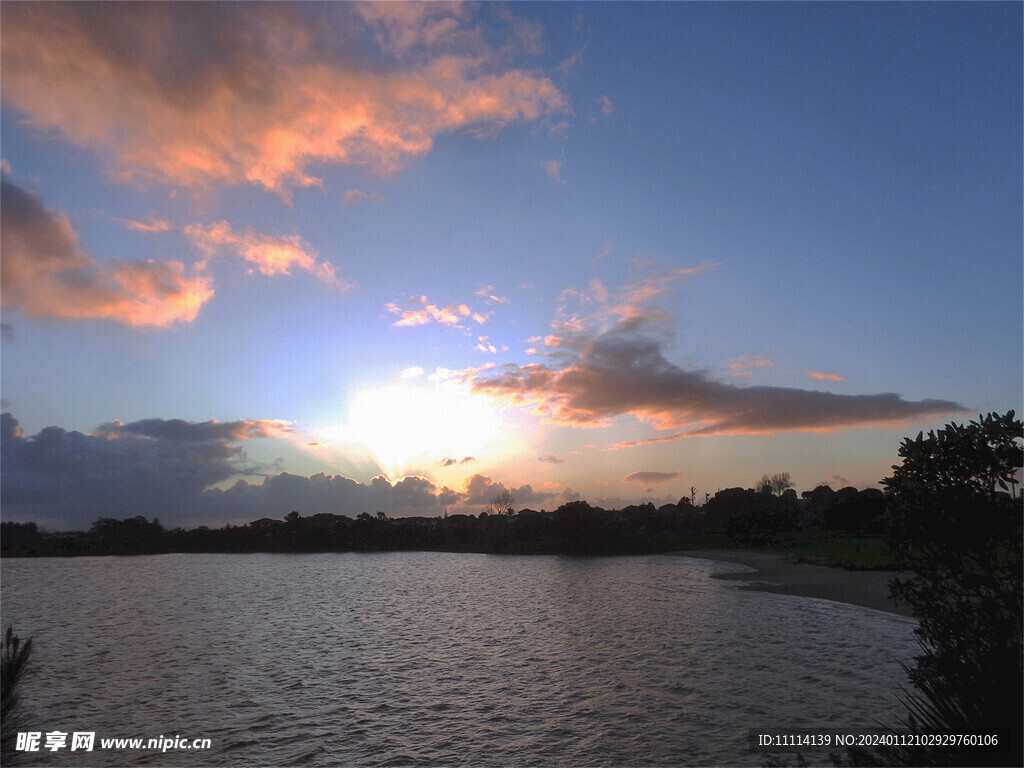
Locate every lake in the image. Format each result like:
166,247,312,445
1,552,918,766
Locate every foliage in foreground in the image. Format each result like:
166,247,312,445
1,626,33,766
869,411,1022,766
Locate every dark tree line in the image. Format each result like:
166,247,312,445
2,476,898,558
698,483,887,546
1,502,703,557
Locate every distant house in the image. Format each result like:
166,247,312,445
249,518,281,531
393,516,438,528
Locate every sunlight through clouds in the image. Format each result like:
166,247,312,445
333,370,526,480
1,2,1016,520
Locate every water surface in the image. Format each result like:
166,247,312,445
1,552,918,766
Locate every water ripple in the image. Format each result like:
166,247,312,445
2,552,917,766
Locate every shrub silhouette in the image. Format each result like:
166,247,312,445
880,411,1022,766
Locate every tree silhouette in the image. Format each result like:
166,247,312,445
770,472,793,496
883,411,1022,766
486,489,516,516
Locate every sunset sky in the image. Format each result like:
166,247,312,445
2,2,1020,530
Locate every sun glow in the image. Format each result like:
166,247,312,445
337,373,520,478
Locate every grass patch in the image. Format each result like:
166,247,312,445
756,532,894,569
674,531,896,570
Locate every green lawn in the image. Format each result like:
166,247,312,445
674,531,897,570
757,531,895,569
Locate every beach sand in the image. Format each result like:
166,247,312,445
673,550,916,618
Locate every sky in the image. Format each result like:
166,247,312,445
1,1,1021,530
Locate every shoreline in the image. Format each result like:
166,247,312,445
673,549,916,618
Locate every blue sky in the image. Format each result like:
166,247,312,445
2,2,1020,529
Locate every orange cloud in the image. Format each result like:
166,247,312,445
114,215,174,233
387,296,490,329
808,371,846,381
185,221,345,287
1,176,212,327
1,4,569,197
613,432,686,450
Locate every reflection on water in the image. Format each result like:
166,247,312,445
2,552,917,766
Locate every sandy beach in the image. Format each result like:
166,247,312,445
674,550,916,618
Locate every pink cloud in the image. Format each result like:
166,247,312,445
727,354,775,379
475,284,509,305
828,474,854,489
342,188,386,206
114,215,174,233
185,221,345,287
545,264,717,347
1,4,569,197
476,336,498,354
1,175,212,327
540,158,566,184
387,296,490,329
808,371,846,381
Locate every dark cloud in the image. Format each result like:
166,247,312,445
1,413,478,529
198,471,456,522
439,456,476,467
1,413,289,529
538,454,564,464
472,326,966,436
623,470,682,485
461,473,554,509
